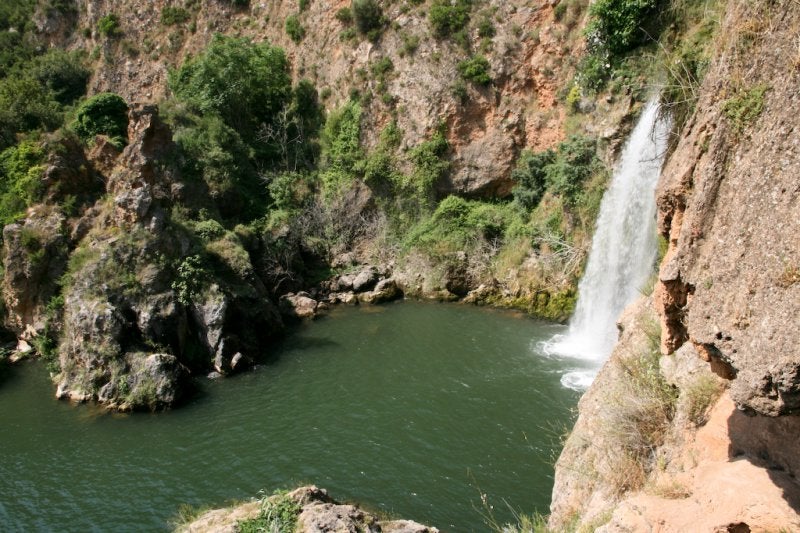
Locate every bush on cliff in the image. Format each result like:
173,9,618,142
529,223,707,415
73,92,129,146
169,35,292,140
0,139,45,225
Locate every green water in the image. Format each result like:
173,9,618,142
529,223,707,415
0,301,579,532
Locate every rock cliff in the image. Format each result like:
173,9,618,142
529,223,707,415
54,0,590,197
550,0,800,529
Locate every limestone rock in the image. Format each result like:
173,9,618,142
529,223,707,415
654,1,800,415
381,520,439,533
352,266,380,293
359,278,401,304
296,502,376,532
181,485,439,533
279,293,319,319
2,210,68,335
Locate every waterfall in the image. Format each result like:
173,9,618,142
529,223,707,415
545,99,671,391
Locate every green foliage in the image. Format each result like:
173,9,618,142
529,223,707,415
170,111,261,217
73,92,129,146
457,55,491,85
320,100,363,190
399,32,420,56
429,0,471,38
685,374,722,426
0,139,45,225
285,14,305,43
237,491,302,533
194,219,226,241
587,0,659,55
97,14,121,37
28,49,89,106
544,135,598,203
577,0,664,92
161,7,191,26
406,195,517,256
167,37,321,221
172,255,207,305
406,128,449,204
299,0,310,11
512,135,599,210
0,0,37,32
335,7,353,24
511,149,555,211
0,45,85,149
0,77,63,149
352,0,385,41
266,171,313,210
722,84,768,135
169,35,291,138
477,16,495,39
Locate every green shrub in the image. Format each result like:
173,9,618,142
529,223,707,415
73,92,129,145
511,149,555,211
171,112,261,217
352,0,385,40
194,219,226,241
477,16,495,38
406,195,517,255
0,139,45,225
587,0,659,55
299,0,310,11
0,76,62,149
400,32,420,56
407,128,449,203
320,99,363,189
285,14,305,43
237,491,302,533
172,255,207,305
161,7,191,26
429,0,470,38
722,84,768,135
335,7,353,24
168,35,291,138
97,14,120,37
545,135,597,203
28,49,89,106
512,135,600,210
457,55,491,85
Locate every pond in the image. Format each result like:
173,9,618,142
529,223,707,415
0,300,580,531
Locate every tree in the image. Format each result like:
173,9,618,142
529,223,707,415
168,35,292,137
73,92,129,145
352,0,384,40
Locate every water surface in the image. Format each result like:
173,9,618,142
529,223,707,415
0,301,579,531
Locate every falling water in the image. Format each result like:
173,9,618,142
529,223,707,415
545,99,671,390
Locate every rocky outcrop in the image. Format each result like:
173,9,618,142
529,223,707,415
59,0,597,199
655,0,800,416
178,485,438,533
279,292,319,319
52,105,283,409
323,265,403,307
2,208,68,334
552,1,800,529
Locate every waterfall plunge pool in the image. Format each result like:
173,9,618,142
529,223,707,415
0,300,580,532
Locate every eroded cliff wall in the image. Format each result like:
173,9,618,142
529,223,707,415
551,1,800,529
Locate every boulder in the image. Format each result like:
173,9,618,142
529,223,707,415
359,278,402,304
296,502,376,533
95,353,189,411
352,266,380,293
279,293,319,319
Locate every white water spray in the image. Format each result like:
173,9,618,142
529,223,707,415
545,99,671,390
